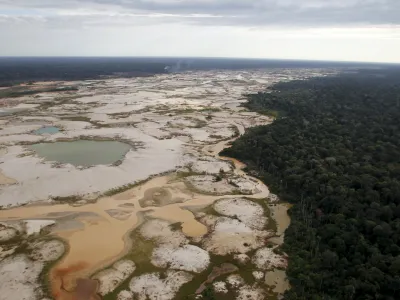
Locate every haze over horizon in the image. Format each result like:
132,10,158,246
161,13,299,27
1,0,399,63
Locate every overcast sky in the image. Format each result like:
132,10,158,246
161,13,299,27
0,0,399,62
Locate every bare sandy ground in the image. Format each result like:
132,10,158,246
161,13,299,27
0,170,16,185
0,68,330,299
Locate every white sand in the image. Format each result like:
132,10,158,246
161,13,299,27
140,219,188,247
186,175,261,196
191,158,233,175
151,245,210,273
237,285,265,300
213,281,228,293
202,217,271,255
214,198,267,230
30,240,65,262
93,260,136,295
117,290,134,300
0,226,17,242
233,254,250,265
129,270,193,300
0,132,182,206
24,220,55,235
186,175,238,195
252,271,264,280
226,274,245,288
252,247,287,270
0,255,44,300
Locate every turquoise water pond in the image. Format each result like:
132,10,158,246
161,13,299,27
29,140,131,167
34,126,60,135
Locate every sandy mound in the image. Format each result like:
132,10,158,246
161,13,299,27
129,270,193,300
267,193,280,203
202,217,270,255
237,285,265,300
196,263,238,294
139,187,185,208
213,281,228,293
226,274,245,288
191,158,233,174
105,209,132,221
0,225,17,242
117,290,134,300
93,260,136,295
24,220,55,235
186,175,237,195
197,213,219,228
252,247,287,270
233,254,250,265
139,219,188,247
213,198,267,230
186,175,260,195
0,246,16,261
0,255,44,300
151,245,210,273
252,271,264,280
230,177,261,195
30,240,65,262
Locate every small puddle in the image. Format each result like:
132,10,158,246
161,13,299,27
269,203,292,245
29,140,131,167
34,126,60,135
0,108,28,116
265,269,290,294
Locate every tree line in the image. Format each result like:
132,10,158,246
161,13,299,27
222,69,400,299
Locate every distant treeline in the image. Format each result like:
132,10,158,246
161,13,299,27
0,57,167,85
222,69,400,300
1,57,397,86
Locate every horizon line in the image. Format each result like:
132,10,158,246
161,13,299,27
0,55,399,65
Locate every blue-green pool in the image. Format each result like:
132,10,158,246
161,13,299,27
29,140,131,167
34,126,60,135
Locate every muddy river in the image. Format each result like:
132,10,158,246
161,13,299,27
0,137,291,299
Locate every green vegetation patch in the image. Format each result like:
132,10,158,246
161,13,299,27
222,70,400,300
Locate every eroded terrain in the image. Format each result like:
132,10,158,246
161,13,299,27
0,69,333,300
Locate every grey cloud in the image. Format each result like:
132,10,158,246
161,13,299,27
1,0,399,27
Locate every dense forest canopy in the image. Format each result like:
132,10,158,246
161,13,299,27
222,69,400,300
0,57,167,85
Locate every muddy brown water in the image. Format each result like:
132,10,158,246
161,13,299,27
0,175,223,298
0,136,290,299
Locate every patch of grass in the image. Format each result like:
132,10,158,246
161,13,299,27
191,119,208,128
174,170,201,180
38,94,85,110
107,112,132,119
61,115,91,122
229,125,241,138
60,115,111,128
199,107,221,113
38,237,69,298
101,228,162,300
17,151,35,158
103,177,152,197
209,135,224,139
0,86,78,99
52,195,80,203
169,222,184,232
247,197,277,233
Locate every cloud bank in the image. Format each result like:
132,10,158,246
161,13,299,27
0,0,399,62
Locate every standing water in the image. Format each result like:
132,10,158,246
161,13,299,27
34,126,60,135
29,140,131,167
